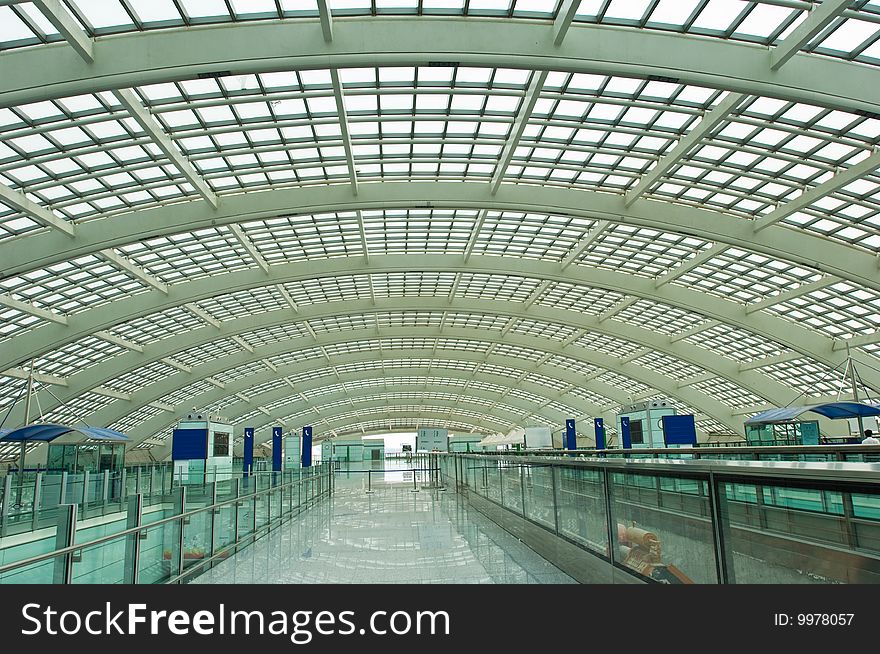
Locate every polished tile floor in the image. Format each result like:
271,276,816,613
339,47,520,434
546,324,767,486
193,464,575,584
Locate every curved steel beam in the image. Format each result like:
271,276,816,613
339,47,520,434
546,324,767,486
4,256,875,398
4,183,878,297
4,294,795,431
121,360,621,453
77,326,743,437
1,19,877,113
261,406,515,442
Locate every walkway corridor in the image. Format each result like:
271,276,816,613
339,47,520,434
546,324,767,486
193,464,574,584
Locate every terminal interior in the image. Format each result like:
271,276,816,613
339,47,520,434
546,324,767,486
1,1,880,585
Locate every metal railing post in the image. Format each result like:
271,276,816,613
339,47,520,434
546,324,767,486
81,470,90,520
551,465,560,536
209,481,218,558
171,486,186,581
52,504,78,584
31,472,42,531
366,469,373,494
123,493,143,584
706,472,736,584
0,474,12,537
59,471,67,505
102,470,110,507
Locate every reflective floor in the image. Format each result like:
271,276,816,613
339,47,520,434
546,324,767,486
193,462,574,584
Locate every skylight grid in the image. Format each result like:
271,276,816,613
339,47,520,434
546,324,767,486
575,1,806,47
674,248,823,305
239,324,309,348
455,273,539,302
690,377,766,408
0,252,149,317
374,311,443,329
766,280,880,339
510,318,578,342
110,306,205,345
242,213,363,263
41,391,116,425
105,360,179,395
283,275,371,306
535,283,624,315
120,226,259,283
212,361,267,386
0,305,50,345
34,335,125,378
615,299,706,336
595,369,651,395
443,313,510,331
157,379,215,407
809,9,880,66
110,404,167,434
782,174,880,250
544,354,602,378
579,225,709,278
198,287,287,323
469,211,597,260
266,347,324,367
173,337,247,368
569,386,614,406
371,271,457,298
362,209,476,255
686,323,790,362
572,332,643,358
760,357,846,397
632,350,705,381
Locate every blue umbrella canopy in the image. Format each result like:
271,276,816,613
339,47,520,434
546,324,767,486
0,424,128,442
745,401,880,425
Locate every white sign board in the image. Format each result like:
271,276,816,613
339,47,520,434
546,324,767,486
416,428,448,452
284,435,302,470
524,427,552,449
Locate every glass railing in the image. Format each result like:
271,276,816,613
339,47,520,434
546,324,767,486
443,453,880,584
0,463,332,584
472,444,880,464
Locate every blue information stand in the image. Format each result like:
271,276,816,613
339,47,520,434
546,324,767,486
564,419,577,451
243,427,254,476
272,426,282,472
594,418,606,450
620,417,632,449
301,426,313,468
661,415,697,447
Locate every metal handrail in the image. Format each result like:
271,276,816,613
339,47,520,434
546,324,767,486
0,464,331,577
451,452,880,485
471,444,880,456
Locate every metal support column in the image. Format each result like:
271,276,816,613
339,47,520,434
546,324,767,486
52,504,78,584
707,472,736,584
123,493,144,584
551,465,560,536
31,472,42,531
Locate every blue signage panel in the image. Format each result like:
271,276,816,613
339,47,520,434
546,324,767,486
301,426,313,468
594,418,606,450
620,417,632,449
661,415,697,446
564,419,577,451
171,429,208,460
272,426,282,472
243,427,254,475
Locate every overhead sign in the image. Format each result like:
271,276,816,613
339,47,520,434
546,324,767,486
416,428,448,452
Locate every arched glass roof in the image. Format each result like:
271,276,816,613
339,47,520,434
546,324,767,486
0,1,878,453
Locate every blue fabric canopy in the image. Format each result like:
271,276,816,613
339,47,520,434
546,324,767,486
0,424,128,442
745,401,880,425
